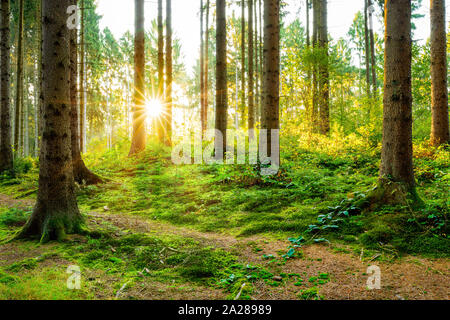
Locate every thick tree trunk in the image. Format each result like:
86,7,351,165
69,0,102,185
261,0,280,159
164,0,173,146
157,0,164,141
430,0,449,146
380,0,415,190
129,0,146,155
14,0,24,156
215,0,227,158
0,0,13,174
248,0,255,131
318,0,329,135
18,0,83,242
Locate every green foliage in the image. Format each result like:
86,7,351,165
0,208,30,227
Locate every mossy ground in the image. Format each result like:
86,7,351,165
0,133,448,300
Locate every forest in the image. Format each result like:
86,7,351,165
0,0,448,302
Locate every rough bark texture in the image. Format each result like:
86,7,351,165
164,0,173,146
69,0,102,185
318,0,329,135
129,0,146,155
261,0,280,158
14,0,24,155
0,0,13,174
215,0,227,158
248,0,255,131
380,0,415,189
430,0,449,146
18,0,83,242
157,0,164,141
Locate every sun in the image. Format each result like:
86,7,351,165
145,98,163,118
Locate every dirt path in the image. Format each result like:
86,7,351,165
1,194,449,300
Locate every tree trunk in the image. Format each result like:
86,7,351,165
430,0,449,146
318,0,329,135
204,0,210,131
164,0,173,146
248,0,255,131
380,0,415,191
200,0,205,135
215,0,227,159
79,0,86,153
157,0,164,141
70,0,102,185
254,0,260,124
312,0,319,131
14,0,24,156
261,0,280,159
129,0,146,155
0,0,13,174
18,0,83,242
364,0,371,97
368,0,377,95
240,0,245,127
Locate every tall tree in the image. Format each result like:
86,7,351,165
204,0,210,132
79,0,86,152
0,0,13,174
129,0,146,155
157,0,164,140
14,0,24,156
430,0,449,146
261,0,280,159
311,0,319,130
215,0,227,158
200,0,205,134
318,0,329,134
18,0,83,242
379,0,416,196
164,0,173,146
248,0,255,131
364,0,371,96
70,0,102,185
240,0,245,125
254,0,260,123
368,0,377,94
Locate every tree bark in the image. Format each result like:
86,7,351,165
79,0,86,153
0,0,13,174
157,0,164,141
240,0,246,126
70,0,102,185
364,0,371,97
18,0,83,242
164,0,173,146
129,0,147,155
261,0,280,158
215,0,227,158
204,0,210,132
200,0,205,134
248,0,255,131
312,0,319,131
14,0,24,156
318,0,329,135
368,0,377,95
430,0,449,146
380,0,415,190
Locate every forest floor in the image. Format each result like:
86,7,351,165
0,133,448,300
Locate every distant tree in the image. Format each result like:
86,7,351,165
129,0,146,155
240,0,246,125
157,0,164,141
204,0,210,132
215,0,228,158
164,0,173,146
14,0,24,156
248,0,255,131
200,0,205,135
0,0,13,174
430,0,449,146
368,0,377,95
318,0,329,134
18,0,83,242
